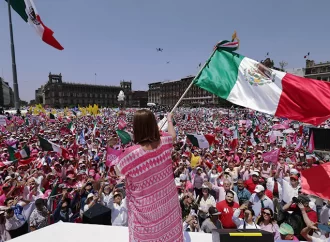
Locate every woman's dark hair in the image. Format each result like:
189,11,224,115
133,109,160,144
256,208,275,225
4,197,14,206
226,190,235,197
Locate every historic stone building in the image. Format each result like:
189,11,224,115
304,60,330,82
148,82,161,104
40,73,132,108
132,91,148,108
0,77,14,108
149,76,230,107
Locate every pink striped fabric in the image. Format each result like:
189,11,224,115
117,134,183,242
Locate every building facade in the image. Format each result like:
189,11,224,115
304,60,330,81
148,82,161,104
40,73,133,108
285,68,305,77
0,77,14,108
35,86,44,104
132,91,148,108
149,76,230,107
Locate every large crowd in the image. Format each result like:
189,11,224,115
0,106,329,242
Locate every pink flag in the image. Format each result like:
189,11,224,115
269,132,277,143
262,149,280,164
222,128,232,135
308,131,315,153
282,120,291,129
106,147,122,167
272,124,286,130
118,119,127,130
286,135,292,146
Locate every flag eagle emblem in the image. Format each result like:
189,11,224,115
28,6,40,25
243,63,276,86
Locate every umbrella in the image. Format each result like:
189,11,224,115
266,131,283,137
283,128,295,134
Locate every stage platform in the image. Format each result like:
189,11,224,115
11,222,212,242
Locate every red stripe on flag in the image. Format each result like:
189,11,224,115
301,163,330,200
275,73,330,125
36,15,64,50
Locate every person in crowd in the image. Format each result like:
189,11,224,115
52,190,79,223
278,222,300,241
244,171,260,194
4,197,30,239
232,203,261,229
301,223,330,242
196,184,216,226
107,189,127,226
0,207,11,241
29,198,49,230
249,184,274,217
115,110,183,242
256,208,280,240
180,193,198,221
200,206,222,233
206,179,239,203
216,191,239,229
183,213,200,232
233,178,251,205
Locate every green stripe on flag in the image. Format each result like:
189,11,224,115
38,136,53,151
186,134,199,147
8,146,18,161
116,130,132,145
6,0,28,22
194,50,244,99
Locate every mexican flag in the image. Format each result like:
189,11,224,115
186,134,210,149
92,121,97,136
38,136,69,159
6,0,63,50
116,130,132,145
194,50,330,125
231,127,239,149
8,145,30,161
68,122,75,133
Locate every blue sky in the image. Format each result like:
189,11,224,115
0,0,329,101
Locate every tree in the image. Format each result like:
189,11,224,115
279,61,288,71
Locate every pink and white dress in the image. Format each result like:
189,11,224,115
117,134,183,242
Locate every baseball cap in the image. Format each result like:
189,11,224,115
290,175,299,180
254,185,265,193
208,207,221,216
279,223,294,235
179,174,187,181
251,171,259,177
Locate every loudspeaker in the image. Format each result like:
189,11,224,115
83,203,112,225
212,229,273,242
309,128,330,151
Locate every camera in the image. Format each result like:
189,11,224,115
292,197,301,204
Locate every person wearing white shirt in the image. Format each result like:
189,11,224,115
107,189,127,226
196,185,216,225
206,179,239,203
232,203,260,229
249,185,274,217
